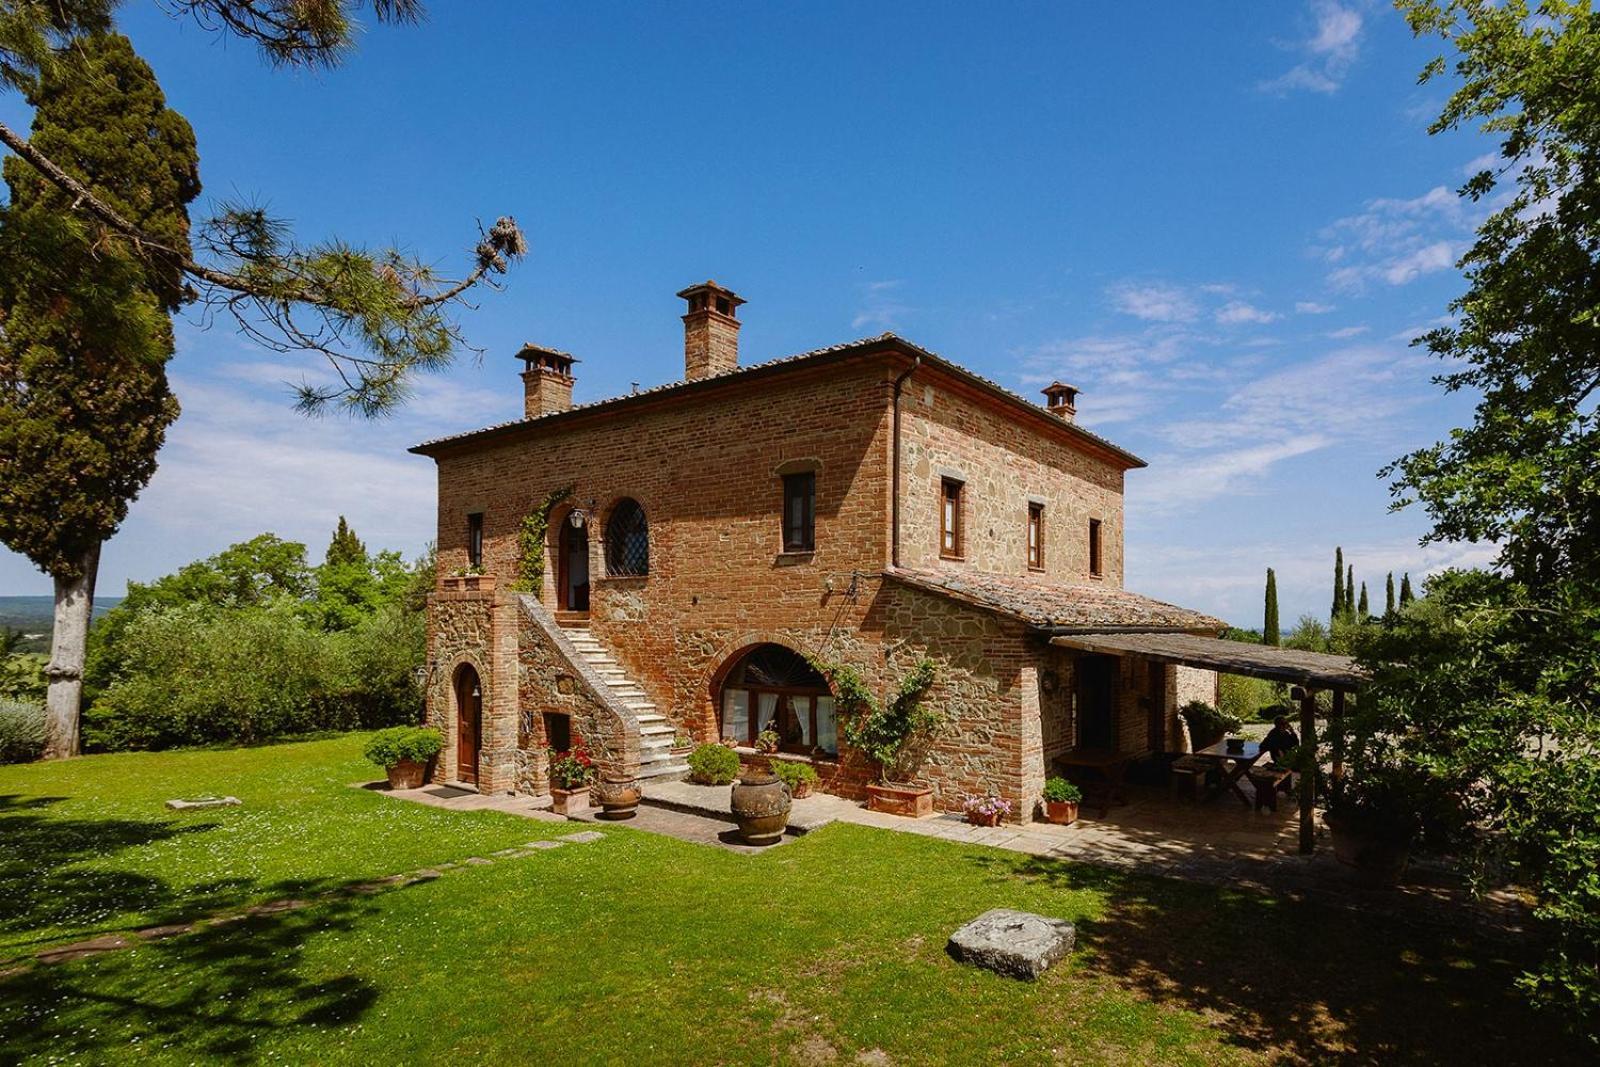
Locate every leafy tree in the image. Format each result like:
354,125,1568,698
1263,567,1280,646
1379,0,1600,1035
1400,572,1416,607
1332,547,1345,623
0,32,197,758
0,2,525,414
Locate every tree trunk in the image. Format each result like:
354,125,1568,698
42,544,99,760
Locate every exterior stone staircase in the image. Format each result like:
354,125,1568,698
561,625,687,780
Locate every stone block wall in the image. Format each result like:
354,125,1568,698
426,585,520,794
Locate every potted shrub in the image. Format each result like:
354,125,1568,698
962,794,1012,827
1178,700,1242,751
548,735,596,815
771,759,819,799
687,742,740,786
1041,777,1082,825
364,726,443,789
810,656,941,818
754,728,780,754
671,731,696,758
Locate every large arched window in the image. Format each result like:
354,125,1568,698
604,498,649,576
718,644,836,756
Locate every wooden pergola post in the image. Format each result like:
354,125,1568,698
1297,685,1318,855
1329,688,1346,802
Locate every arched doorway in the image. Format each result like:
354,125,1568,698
454,663,482,785
716,644,837,757
558,512,590,611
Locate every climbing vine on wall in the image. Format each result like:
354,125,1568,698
808,654,940,783
514,485,573,596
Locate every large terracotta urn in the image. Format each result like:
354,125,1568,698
730,770,791,845
593,772,641,820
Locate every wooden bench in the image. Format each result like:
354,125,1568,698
1247,766,1293,811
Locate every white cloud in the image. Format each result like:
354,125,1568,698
1326,324,1369,339
1319,184,1469,291
1108,282,1199,323
1295,301,1335,314
852,279,911,331
1214,300,1280,325
1379,241,1456,285
1260,1,1364,95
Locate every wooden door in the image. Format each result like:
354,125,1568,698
455,665,481,785
558,517,589,611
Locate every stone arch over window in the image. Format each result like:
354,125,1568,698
713,643,836,757
604,497,649,577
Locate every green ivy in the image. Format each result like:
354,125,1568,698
514,486,573,596
809,655,939,784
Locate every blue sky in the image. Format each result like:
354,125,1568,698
0,1,1501,625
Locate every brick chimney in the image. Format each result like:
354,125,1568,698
677,280,744,380
516,344,578,418
1041,381,1080,422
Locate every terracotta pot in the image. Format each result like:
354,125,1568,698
386,758,426,790
551,785,590,817
866,782,933,818
965,810,1003,827
790,780,813,800
1043,800,1079,826
1327,816,1411,886
730,771,791,845
593,772,641,820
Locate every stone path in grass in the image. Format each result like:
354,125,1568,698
1,830,608,979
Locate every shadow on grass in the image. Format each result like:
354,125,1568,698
0,894,381,1062
966,851,1580,1066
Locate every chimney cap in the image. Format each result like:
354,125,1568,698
677,280,745,317
1041,380,1080,405
515,343,579,376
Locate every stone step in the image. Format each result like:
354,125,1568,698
638,761,689,780
640,724,675,737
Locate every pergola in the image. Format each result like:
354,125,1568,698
1049,632,1369,854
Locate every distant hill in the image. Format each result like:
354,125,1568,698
0,596,122,654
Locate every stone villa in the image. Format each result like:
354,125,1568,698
412,281,1225,821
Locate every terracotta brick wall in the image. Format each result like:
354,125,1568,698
896,365,1127,583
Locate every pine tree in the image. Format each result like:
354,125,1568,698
1386,572,1396,618
0,33,198,758
1399,572,1415,607
325,516,367,567
1346,564,1356,617
1332,546,1345,623
1358,581,1369,618
1263,568,1280,646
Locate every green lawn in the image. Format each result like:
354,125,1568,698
0,736,1582,1065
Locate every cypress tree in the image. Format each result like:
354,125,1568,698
1358,581,1369,618
1385,572,1396,618
1346,564,1356,617
1263,568,1280,646
1332,547,1345,622
0,33,198,757
1399,572,1415,607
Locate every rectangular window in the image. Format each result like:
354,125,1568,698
1027,503,1044,570
1089,518,1103,577
940,478,964,558
467,512,484,569
782,471,815,552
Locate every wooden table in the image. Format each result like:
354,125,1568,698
1190,740,1265,807
1053,748,1145,816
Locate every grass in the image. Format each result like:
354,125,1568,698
0,735,1585,1065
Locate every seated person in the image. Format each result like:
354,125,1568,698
1259,716,1300,791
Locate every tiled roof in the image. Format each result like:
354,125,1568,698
886,567,1226,633
409,332,1144,467
1049,632,1366,689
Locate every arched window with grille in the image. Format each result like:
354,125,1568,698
604,498,649,576
717,644,837,756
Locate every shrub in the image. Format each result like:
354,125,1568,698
771,759,818,795
363,726,443,768
0,698,44,764
687,742,739,785
810,655,940,783
1179,700,1242,747
1218,673,1276,724
1042,777,1082,804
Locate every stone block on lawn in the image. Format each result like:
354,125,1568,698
946,908,1075,980
561,831,604,844
165,796,242,811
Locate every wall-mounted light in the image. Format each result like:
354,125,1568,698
566,498,600,529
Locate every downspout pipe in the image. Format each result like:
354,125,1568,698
890,355,921,569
